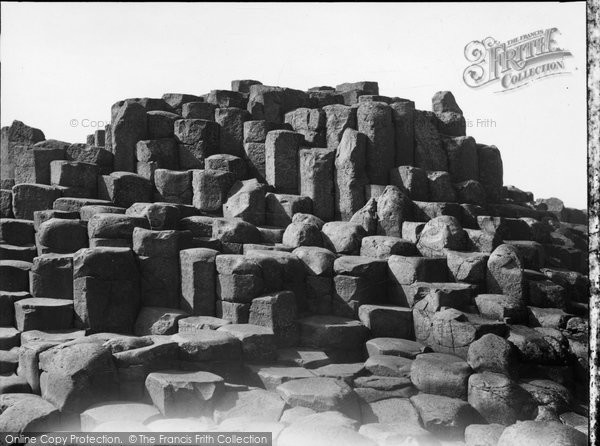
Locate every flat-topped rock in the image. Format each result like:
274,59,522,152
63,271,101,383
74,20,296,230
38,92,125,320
247,365,315,391
365,338,431,359
145,370,225,416
14,298,74,332
172,330,242,361
410,352,473,399
217,324,276,362
410,393,482,440
276,377,360,419
298,315,368,351
277,348,332,369
214,388,286,423
178,316,231,332
80,401,160,432
364,355,413,378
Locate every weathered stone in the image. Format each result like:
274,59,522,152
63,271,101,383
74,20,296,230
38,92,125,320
464,424,506,446
284,108,326,147
217,324,276,362
145,370,224,416
249,291,298,347
413,110,447,171
427,170,456,202
468,372,536,425
410,393,481,439
172,330,241,362
215,107,250,157
443,136,478,182
321,221,367,254
486,244,526,303
0,260,31,292
334,129,367,220
243,142,266,182
175,119,220,169
243,120,277,143
389,166,428,201
497,421,586,446
276,377,359,419
181,101,215,120
323,104,357,150
364,355,413,379
359,397,419,425
192,169,235,212
528,279,567,309
346,200,376,237
73,247,140,333
14,298,73,332
153,168,192,204
446,250,489,285
0,218,35,245
136,139,178,172
39,342,118,413
133,306,188,336
98,172,153,208
466,228,503,253
390,100,415,166
180,248,218,315
265,130,303,194
207,90,245,108
0,394,60,433
222,179,266,226
357,101,394,184
360,235,417,260
111,101,147,172
432,91,466,136
332,274,383,318
520,378,572,413
36,218,88,254
467,333,518,377
292,246,335,276
365,337,431,359
212,218,262,244
507,325,567,365
417,216,468,257
298,315,368,352
0,189,13,218
87,213,148,240
80,401,160,432
12,184,62,220
247,365,315,391
358,305,413,339
410,352,472,399
266,193,312,228
214,388,285,424
477,144,503,203
388,255,448,287
298,148,335,221
375,185,413,237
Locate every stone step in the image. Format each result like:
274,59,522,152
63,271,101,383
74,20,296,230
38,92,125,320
14,298,74,332
0,243,37,262
0,260,32,292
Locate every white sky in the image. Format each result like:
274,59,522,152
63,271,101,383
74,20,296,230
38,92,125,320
0,2,587,208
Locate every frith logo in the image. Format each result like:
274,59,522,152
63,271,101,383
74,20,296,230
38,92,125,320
463,28,572,92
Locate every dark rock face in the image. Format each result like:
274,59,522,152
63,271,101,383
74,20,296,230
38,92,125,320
0,82,587,443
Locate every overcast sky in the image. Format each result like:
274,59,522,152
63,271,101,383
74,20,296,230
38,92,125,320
0,2,587,208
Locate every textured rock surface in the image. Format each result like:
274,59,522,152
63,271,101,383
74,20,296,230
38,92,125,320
0,82,588,443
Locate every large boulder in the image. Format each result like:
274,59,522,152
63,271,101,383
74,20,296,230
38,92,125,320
38,342,118,414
